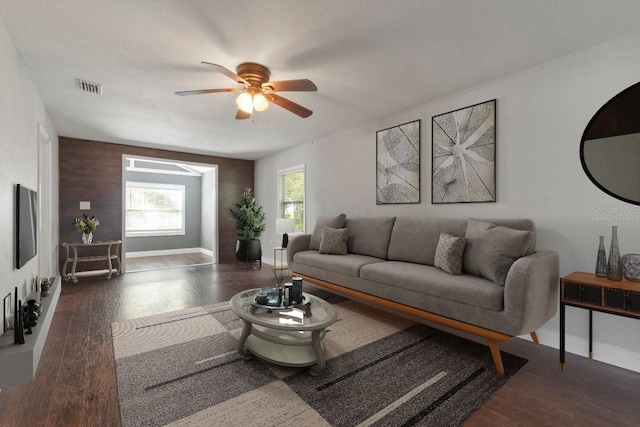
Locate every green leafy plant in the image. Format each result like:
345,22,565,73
229,188,266,240
73,213,100,234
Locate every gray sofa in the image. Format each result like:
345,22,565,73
287,215,559,374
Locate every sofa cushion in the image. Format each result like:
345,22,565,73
293,251,384,277
434,233,467,275
360,261,504,311
309,214,346,250
319,227,348,255
463,219,534,285
387,217,468,265
345,217,396,259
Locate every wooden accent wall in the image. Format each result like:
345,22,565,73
58,137,254,271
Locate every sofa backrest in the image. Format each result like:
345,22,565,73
387,217,468,265
344,217,396,259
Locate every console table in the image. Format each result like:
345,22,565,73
61,240,122,283
560,271,640,370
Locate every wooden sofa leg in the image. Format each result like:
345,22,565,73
530,331,539,344
488,340,505,375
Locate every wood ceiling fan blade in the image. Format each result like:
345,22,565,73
235,109,251,120
266,94,313,118
202,62,249,86
263,79,317,92
175,88,240,96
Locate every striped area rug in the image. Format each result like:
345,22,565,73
111,291,526,426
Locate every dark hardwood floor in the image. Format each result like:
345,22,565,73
0,263,638,426
124,252,214,273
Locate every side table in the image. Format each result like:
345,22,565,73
560,271,640,370
272,247,289,286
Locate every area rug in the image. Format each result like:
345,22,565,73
111,291,526,426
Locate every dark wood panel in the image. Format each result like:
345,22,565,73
0,266,639,427
58,137,254,271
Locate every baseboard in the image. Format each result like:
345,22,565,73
262,256,275,266
126,247,212,258
528,326,640,374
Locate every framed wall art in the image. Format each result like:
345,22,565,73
432,99,496,204
376,119,421,204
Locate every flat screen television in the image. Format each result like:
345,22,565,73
16,184,38,269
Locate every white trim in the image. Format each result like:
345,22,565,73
125,156,213,177
126,247,212,258
37,124,53,277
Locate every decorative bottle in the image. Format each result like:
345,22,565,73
607,226,622,281
595,236,607,277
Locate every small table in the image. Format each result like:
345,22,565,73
272,247,289,286
560,271,640,370
61,240,122,283
230,288,337,375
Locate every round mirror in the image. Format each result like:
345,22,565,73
580,82,640,205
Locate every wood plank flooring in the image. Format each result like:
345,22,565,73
124,252,213,272
0,264,638,426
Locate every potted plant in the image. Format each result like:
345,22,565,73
73,213,100,244
229,188,266,269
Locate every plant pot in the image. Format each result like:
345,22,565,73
236,239,262,271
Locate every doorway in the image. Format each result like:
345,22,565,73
121,155,218,272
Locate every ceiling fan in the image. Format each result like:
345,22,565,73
176,62,318,119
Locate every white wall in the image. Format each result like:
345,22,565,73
256,30,640,372
0,19,59,335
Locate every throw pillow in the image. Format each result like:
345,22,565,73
434,233,467,275
319,227,349,255
309,213,347,250
463,219,533,285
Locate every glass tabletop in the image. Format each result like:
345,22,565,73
230,288,337,331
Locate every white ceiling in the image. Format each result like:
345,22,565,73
2,1,640,160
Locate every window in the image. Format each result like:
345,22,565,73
126,182,186,237
278,165,305,232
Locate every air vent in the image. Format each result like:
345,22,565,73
75,78,102,95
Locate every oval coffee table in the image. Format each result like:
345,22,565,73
230,288,337,376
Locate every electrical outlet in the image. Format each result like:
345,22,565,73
79,201,90,210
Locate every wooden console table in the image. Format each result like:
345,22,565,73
61,240,122,283
560,271,640,370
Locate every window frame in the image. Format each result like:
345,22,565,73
277,164,306,233
125,181,186,238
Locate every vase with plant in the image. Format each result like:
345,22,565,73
229,188,266,269
73,213,100,244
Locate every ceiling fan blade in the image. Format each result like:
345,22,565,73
202,62,249,86
235,109,251,120
266,94,313,118
263,79,317,92
175,88,240,96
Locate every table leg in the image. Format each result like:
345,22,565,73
560,301,565,371
589,309,593,359
71,247,79,283
309,328,326,376
237,320,253,360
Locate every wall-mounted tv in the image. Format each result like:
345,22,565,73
16,184,38,269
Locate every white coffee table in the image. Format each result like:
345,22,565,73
230,288,337,376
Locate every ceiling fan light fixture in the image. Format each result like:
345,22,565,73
236,92,253,113
253,92,269,112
